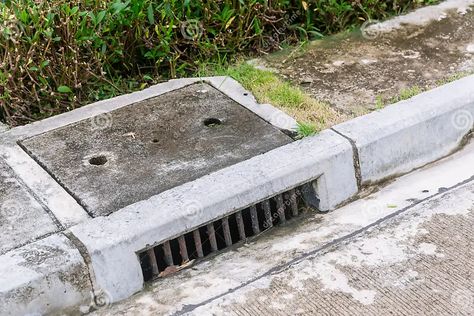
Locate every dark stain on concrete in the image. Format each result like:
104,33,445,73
20,83,292,217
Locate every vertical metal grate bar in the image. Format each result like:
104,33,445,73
140,184,310,283
235,211,246,241
289,189,299,217
276,194,286,223
222,217,233,247
207,224,218,252
178,236,189,263
147,248,159,276
193,230,204,258
163,241,174,266
262,200,272,229
250,205,260,235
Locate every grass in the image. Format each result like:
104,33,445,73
435,71,473,86
374,71,473,109
204,62,344,134
296,122,318,138
392,86,423,103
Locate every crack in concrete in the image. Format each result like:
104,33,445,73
330,128,362,189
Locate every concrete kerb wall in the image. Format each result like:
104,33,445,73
67,75,474,303
333,75,474,185
69,129,358,301
0,234,92,316
0,76,302,312
1,75,473,312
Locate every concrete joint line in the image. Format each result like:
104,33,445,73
63,231,100,305
332,74,474,185
330,127,362,190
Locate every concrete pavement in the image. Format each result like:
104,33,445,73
94,140,474,315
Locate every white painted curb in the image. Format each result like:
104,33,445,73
333,75,474,185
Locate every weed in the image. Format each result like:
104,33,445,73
436,71,473,86
296,122,318,138
396,86,423,101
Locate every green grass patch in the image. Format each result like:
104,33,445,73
436,71,473,85
208,63,343,133
296,122,318,138
374,71,473,109
393,86,423,103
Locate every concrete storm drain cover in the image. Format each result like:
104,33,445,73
20,83,292,217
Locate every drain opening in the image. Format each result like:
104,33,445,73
89,155,107,166
204,118,222,127
139,183,319,282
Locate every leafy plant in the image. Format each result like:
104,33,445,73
0,0,439,125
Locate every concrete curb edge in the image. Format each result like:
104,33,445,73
0,75,473,312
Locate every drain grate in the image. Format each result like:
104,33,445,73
138,183,317,282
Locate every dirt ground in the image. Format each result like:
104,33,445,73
263,5,474,117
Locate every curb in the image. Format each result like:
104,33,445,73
68,76,474,302
332,75,474,185
0,234,92,315
0,75,473,312
69,129,358,301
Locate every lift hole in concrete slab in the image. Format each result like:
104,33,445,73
203,118,222,127
138,182,320,282
89,155,108,166
19,82,293,217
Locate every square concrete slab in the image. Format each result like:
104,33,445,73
21,83,292,217
0,159,59,254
